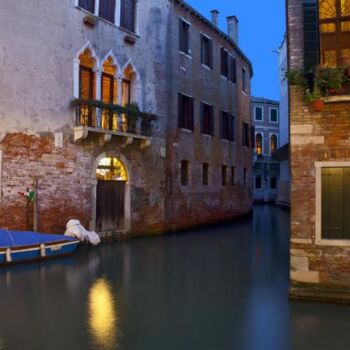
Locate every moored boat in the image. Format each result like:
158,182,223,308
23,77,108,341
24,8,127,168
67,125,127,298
0,230,79,266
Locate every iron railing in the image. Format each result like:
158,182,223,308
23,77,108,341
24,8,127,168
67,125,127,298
72,99,156,137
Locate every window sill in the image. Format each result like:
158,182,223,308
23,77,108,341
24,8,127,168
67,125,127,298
180,128,193,133
201,64,212,71
220,75,229,81
201,133,212,138
315,238,350,247
119,26,139,38
179,51,192,59
323,95,350,103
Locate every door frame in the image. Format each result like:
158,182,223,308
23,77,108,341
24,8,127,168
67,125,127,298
90,152,131,233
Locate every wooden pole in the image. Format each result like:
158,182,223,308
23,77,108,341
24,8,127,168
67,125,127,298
33,179,38,232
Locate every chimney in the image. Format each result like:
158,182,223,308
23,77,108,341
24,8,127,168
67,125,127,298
210,10,219,26
227,16,239,44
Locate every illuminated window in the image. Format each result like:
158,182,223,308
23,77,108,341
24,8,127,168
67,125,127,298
255,133,263,155
79,48,97,126
319,0,350,66
96,157,128,181
270,134,278,155
101,57,118,129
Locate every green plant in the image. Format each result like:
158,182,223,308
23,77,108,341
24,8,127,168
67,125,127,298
304,88,322,103
317,66,348,95
285,69,307,86
125,102,140,131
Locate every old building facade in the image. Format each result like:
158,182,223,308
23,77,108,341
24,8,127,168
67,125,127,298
0,0,253,237
252,98,280,202
288,0,350,301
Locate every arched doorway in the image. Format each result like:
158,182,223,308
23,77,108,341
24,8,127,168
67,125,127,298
95,157,128,232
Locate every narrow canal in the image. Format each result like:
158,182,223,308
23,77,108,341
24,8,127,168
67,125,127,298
0,205,349,350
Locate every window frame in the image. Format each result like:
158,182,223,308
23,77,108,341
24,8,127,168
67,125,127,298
269,107,279,123
255,176,263,190
254,106,264,122
315,161,350,246
201,101,214,136
77,0,95,14
220,47,229,78
242,67,247,93
201,33,213,69
269,177,277,190
229,55,237,83
178,92,194,131
269,133,278,155
179,18,191,56
255,132,263,155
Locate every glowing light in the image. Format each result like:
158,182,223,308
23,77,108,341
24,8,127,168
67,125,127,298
96,157,128,181
88,278,118,349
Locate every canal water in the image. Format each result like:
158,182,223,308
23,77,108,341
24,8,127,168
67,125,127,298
0,205,349,350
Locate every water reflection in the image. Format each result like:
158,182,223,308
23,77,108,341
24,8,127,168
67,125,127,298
88,278,118,349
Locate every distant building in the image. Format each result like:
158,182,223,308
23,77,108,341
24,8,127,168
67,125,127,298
251,97,280,203
274,35,290,207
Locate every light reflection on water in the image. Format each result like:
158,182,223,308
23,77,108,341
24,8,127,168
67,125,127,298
88,278,118,349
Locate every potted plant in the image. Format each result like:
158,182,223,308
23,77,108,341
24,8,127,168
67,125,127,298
126,102,140,132
285,68,307,87
305,87,324,112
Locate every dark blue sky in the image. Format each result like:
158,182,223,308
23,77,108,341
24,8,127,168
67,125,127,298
186,0,286,101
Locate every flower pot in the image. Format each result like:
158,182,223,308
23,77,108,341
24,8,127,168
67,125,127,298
310,99,324,112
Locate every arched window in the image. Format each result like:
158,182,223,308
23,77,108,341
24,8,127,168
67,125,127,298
101,56,118,129
255,133,263,155
270,134,277,155
319,0,350,66
96,157,128,181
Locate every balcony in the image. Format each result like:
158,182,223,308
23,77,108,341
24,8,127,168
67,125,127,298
71,99,157,147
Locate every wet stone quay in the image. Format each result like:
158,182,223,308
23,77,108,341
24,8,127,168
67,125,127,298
0,205,349,350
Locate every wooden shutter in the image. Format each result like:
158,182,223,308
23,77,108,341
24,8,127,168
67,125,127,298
178,93,183,128
189,97,194,130
200,34,204,64
209,40,213,68
303,0,319,71
99,0,116,23
79,0,95,13
179,19,184,51
230,57,236,82
210,106,214,136
79,67,93,99
221,48,225,75
322,168,343,239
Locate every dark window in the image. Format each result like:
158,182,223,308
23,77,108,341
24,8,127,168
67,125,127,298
202,163,209,186
242,122,250,147
181,161,189,186
255,106,263,121
243,168,247,187
231,166,235,185
201,102,214,136
201,35,213,68
178,93,194,130
270,134,278,155
303,0,320,71
222,166,227,186
99,0,116,22
270,108,278,122
221,48,229,77
120,0,136,32
322,167,350,239
255,133,263,155
250,125,255,149
79,0,95,13
179,19,190,54
255,176,262,189
270,177,277,190
229,57,236,82
221,112,235,141
319,0,350,67
242,68,247,92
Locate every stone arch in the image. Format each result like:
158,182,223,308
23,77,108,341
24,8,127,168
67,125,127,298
73,42,101,99
90,152,132,233
101,51,121,76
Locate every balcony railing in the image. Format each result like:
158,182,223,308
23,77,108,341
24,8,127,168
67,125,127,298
71,99,157,138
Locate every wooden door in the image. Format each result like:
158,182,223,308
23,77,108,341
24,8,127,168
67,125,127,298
96,180,125,232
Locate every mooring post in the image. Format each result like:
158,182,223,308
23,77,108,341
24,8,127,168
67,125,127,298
33,178,38,232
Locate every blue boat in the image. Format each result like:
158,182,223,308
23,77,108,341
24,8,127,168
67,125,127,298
0,230,79,266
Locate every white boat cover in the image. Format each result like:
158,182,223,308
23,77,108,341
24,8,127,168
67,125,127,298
64,220,101,246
